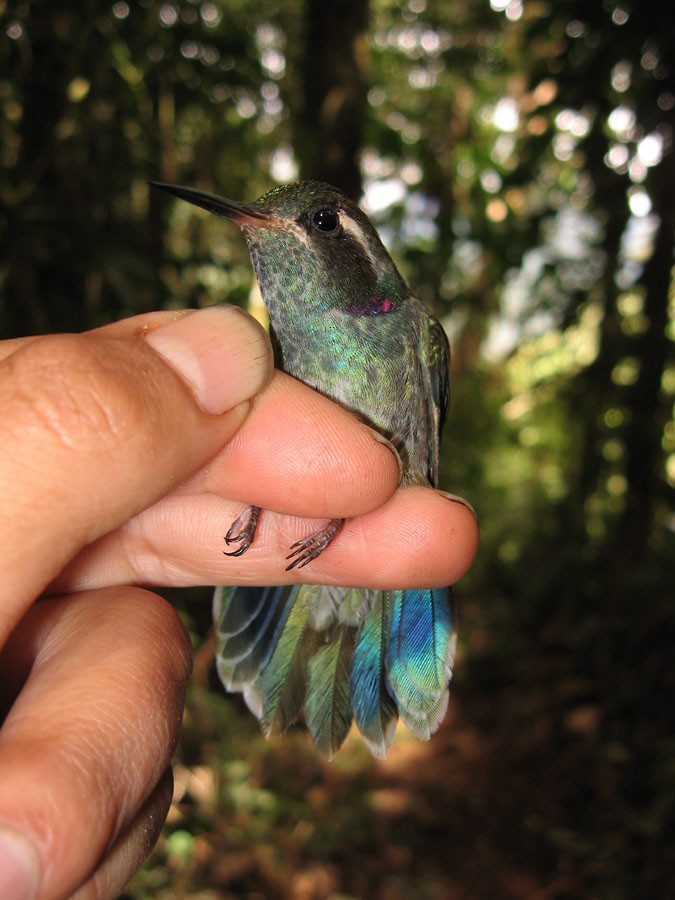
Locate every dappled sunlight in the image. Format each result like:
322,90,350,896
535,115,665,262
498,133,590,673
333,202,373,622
137,682,545,899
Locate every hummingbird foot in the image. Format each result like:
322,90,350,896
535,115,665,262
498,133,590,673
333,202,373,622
223,505,261,557
285,518,344,570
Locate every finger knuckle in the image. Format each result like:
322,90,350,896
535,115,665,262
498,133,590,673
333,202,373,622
7,335,149,459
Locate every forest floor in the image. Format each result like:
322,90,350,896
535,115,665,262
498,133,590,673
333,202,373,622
126,588,674,900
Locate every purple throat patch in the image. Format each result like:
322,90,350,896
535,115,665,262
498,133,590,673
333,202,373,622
348,296,400,317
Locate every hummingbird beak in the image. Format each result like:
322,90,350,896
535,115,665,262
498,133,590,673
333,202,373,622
149,181,276,229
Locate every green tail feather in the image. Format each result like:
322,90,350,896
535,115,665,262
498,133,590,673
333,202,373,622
213,583,456,756
261,584,322,737
397,691,450,741
305,627,356,757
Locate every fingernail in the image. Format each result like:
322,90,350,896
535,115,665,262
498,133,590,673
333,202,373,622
438,491,478,523
146,305,273,415
0,828,39,900
368,430,403,481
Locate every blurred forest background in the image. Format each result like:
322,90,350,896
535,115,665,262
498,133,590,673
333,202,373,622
2,0,675,897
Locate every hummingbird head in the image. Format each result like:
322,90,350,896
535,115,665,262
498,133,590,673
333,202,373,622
151,180,410,322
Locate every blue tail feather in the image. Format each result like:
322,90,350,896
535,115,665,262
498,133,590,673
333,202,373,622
213,582,456,756
350,592,399,757
215,584,271,634
386,587,456,737
214,585,293,689
387,588,455,693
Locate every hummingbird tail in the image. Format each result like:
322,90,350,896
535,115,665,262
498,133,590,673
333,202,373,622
213,583,456,758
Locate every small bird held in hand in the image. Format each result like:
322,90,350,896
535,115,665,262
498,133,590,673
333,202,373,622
152,179,455,757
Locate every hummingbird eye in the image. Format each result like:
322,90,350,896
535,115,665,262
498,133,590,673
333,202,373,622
311,207,341,235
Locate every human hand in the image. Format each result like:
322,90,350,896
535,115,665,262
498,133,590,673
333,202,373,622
0,305,478,899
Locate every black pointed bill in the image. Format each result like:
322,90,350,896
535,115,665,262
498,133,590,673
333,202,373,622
149,181,276,228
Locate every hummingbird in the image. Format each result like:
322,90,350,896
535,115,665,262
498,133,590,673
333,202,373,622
152,179,455,757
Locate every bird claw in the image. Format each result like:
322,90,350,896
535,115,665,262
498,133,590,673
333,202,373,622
224,508,343,570
224,505,261,557
285,518,343,571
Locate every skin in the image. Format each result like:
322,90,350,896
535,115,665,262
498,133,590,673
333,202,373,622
0,305,478,900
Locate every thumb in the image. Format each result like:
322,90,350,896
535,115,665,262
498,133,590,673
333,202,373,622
0,305,273,643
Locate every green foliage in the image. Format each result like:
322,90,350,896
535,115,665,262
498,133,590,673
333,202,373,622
2,0,674,896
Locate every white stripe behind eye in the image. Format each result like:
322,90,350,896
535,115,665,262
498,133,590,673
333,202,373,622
339,212,380,271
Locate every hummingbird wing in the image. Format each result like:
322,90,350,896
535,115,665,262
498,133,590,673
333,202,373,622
420,307,451,487
269,322,286,370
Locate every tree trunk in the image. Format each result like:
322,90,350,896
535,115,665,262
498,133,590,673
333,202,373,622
611,132,675,583
295,0,370,198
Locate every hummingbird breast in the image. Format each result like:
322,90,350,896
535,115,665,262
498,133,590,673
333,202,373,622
271,300,434,486
244,220,444,487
